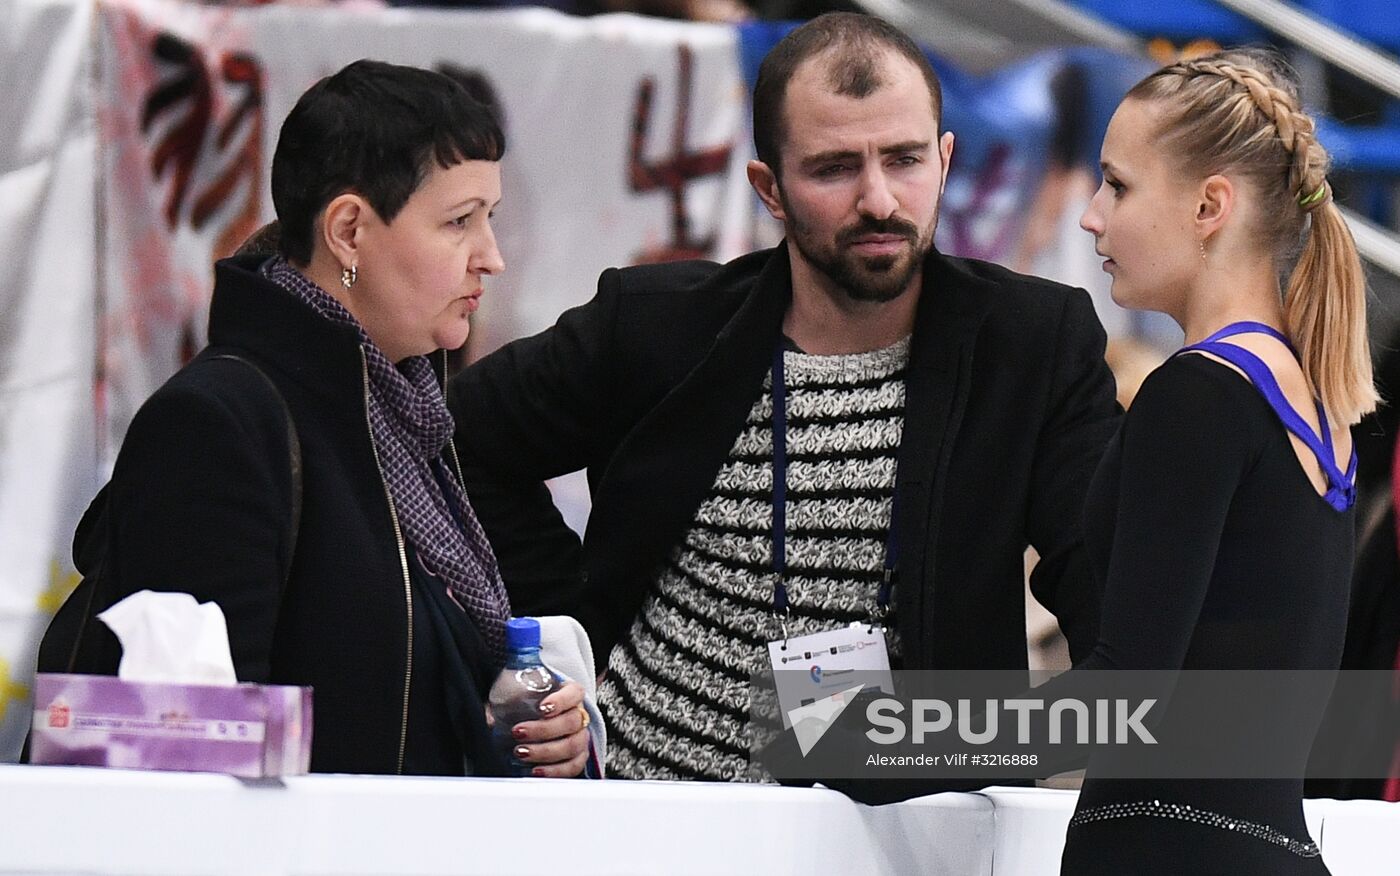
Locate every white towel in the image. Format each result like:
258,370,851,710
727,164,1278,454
534,615,606,776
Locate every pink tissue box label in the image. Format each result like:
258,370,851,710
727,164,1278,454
49,708,267,742
30,674,312,777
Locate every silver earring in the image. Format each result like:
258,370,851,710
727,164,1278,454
341,264,357,289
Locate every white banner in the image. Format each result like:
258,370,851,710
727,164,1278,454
95,0,754,463
0,0,100,762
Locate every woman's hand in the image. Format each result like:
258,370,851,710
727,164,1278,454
506,681,591,777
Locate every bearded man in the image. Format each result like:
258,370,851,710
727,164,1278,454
450,12,1120,784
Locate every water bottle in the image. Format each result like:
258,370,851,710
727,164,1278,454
488,617,564,776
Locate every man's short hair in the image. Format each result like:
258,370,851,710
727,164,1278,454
271,59,506,265
752,13,942,176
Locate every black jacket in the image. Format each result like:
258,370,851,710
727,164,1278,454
81,254,500,776
451,243,1120,672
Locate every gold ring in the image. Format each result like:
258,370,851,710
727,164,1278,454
578,705,591,729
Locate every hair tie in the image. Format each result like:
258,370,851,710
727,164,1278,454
1298,182,1329,209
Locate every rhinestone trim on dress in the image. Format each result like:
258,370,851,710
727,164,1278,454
1067,799,1321,858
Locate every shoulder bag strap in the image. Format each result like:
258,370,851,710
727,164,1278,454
207,353,303,595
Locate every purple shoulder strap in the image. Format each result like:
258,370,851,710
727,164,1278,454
1177,323,1356,511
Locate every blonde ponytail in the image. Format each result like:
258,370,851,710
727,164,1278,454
1285,200,1378,425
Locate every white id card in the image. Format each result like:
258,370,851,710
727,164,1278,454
767,623,894,729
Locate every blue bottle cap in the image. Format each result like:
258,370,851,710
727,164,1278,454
505,617,541,651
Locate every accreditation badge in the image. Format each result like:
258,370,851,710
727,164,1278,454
766,622,894,729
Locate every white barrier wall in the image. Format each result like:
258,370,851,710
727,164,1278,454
0,768,1393,875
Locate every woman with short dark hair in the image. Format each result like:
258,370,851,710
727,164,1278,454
62,60,590,777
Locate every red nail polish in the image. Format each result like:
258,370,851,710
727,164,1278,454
532,767,545,777
512,726,527,740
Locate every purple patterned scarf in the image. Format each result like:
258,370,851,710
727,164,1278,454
262,257,511,664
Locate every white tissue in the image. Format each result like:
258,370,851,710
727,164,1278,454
97,590,239,685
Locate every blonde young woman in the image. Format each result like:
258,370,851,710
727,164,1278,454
1048,48,1375,874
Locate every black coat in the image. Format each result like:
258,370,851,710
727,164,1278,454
78,254,500,776
451,243,1120,672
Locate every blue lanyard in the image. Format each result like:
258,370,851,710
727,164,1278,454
770,346,899,620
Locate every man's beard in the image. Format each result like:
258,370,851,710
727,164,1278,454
787,210,936,303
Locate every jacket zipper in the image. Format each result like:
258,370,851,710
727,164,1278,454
362,349,414,775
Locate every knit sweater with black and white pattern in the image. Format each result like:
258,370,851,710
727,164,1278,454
598,336,909,781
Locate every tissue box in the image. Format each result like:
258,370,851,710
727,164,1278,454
29,673,312,778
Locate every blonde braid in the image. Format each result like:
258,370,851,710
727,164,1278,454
1173,59,1332,210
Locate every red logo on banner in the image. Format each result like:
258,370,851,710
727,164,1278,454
142,33,265,262
629,45,732,264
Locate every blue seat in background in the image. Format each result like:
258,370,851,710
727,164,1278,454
1316,116,1400,225
1317,118,1400,175
1300,0,1400,54
1065,0,1268,44
1299,0,1400,223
